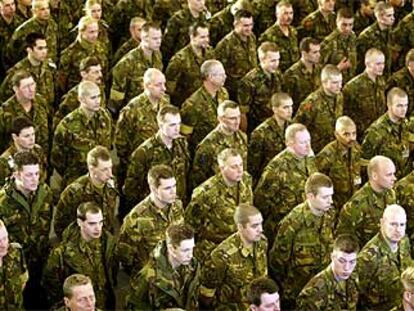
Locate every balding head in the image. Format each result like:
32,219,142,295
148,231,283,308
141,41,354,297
367,156,396,191
381,204,406,245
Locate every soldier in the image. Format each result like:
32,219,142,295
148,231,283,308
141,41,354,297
362,87,412,179
15,0,31,22
337,155,397,247
299,0,336,41
269,172,335,309
180,59,228,154
297,234,360,311
247,277,280,311
57,274,97,311
165,21,214,108
0,219,28,310
394,267,414,311
343,48,387,139
191,100,248,189
254,123,318,241
294,64,343,153
7,0,57,65
316,116,363,211
123,105,190,208
357,204,412,310
199,204,268,309
51,81,112,186
118,164,184,272
43,203,117,309
259,1,299,73
0,151,52,309
58,16,108,96
392,0,414,69
54,146,118,239
320,8,357,82
0,70,49,152
354,0,376,35
248,92,293,184
396,166,414,243
356,1,395,76
215,9,257,100
110,21,163,114
288,0,318,26
238,41,283,133
283,37,321,113
186,148,252,260
125,223,200,309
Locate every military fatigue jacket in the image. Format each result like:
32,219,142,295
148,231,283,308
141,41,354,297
112,37,139,67
123,133,190,206
126,240,201,310
300,9,336,41
237,66,283,131
209,5,233,46
343,71,386,139
316,140,363,210
337,182,397,247
395,172,414,239
180,85,229,153
199,232,268,310
254,149,318,239
259,24,299,72
0,14,22,73
185,172,253,260
165,44,215,107
392,12,414,64
288,0,317,26
353,10,375,35
54,174,118,239
248,117,288,183
42,224,117,309
362,113,412,179
357,232,413,310
294,87,343,153
297,264,359,311
387,67,414,116
118,196,184,272
320,29,357,82
51,107,113,184
191,127,248,189
269,201,335,304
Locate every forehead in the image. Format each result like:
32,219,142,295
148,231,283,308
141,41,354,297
179,238,195,250
376,160,395,174
21,164,39,173
71,283,94,299
162,113,180,123
224,154,243,166
34,2,49,9
338,125,356,133
382,8,394,16
247,213,263,225
316,186,334,196
238,17,253,25
85,211,103,222
264,51,280,60
89,3,101,9
85,88,100,97
308,44,320,52
327,74,342,83
95,159,112,169
0,226,8,239
195,27,209,36
277,98,293,107
19,77,35,87
158,177,176,188
391,95,408,105
147,28,162,37
334,250,357,261
368,54,385,63
2,0,15,5
223,107,241,117
150,73,166,84
85,22,99,31
338,17,354,23
278,4,293,13
294,130,310,141
384,211,407,223
261,292,280,305
34,39,47,47
19,126,35,135
87,65,102,72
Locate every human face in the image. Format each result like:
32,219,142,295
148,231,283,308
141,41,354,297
337,17,354,36
1,0,16,18
81,22,99,44
235,17,254,38
0,226,9,259
220,155,243,184
28,39,48,62
381,210,406,244
88,3,102,20
159,113,181,140
145,28,162,51
239,213,263,244
219,107,241,133
323,75,342,96
79,211,103,241
335,125,357,148
80,88,101,113
33,2,50,21
14,77,36,101
64,283,96,311
261,51,280,74
152,177,177,205
252,292,280,311
304,44,321,64
288,130,312,158
319,0,335,13
169,238,195,267
191,27,210,50
378,8,395,27
361,0,376,16
130,21,145,41
308,186,334,213
371,160,396,190
15,164,40,193
13,126,35,150
146,72,166,100
331,250,357,281
188,0,205,13
82,65,103,85
388,95,408,121
366,53,385,77
273,99,293,121
208,64,226,88
277,5,293,26
89,159,113,186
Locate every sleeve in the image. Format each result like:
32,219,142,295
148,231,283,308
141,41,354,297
293,98,314,127
42,246,65,306
296,278,326,311
125,266,153,310
336,200,362,243
54,185,79,239
114,107,134,163
361,127,379,162
123,146,149,206
237,76,253,114
117,213,144,270
248,129,266,182
50,122,69,177
180,100,197,136
184,189,209,238
190,143,214,190
109,58,129,110
254,167,281,221
165,55,182,97
161,16,180,61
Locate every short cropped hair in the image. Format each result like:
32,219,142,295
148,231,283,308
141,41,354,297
87,145,111,167
63,274,93,299
367,155,392,180
234,203,260,226
247,277,279,306
333,234,360,253
130,16,146,28
77,201,102,221
401,267,414,292
26,32,46,50
217,148,241,167
406,49,414,66
11,117,34,136
270,92,292,108
141,21,161,35
200,59,223,80
13,151,40,171
300,37,320,53
337,7,353,20
387,87,407,107
166,223,195,247
78,16,98,33
217,100,239,117
321,64,342,82
365,48,384,64
276,0,292,14
78,80,100,98
143,68,164,86
285,123,307,144
234,9,253,23
147,164,175,188
189,21,209,37
11,70,33,88
79,56,101,72
156,105,180,124
374,1,392,18
258,41,279,61
305,172,333,195
335,116,356,132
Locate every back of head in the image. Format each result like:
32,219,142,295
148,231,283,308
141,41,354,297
247,277,279,307
63,274,92,299
333,234,360,253
166,223,195,248
300,37,320,53
87,145,111,168
234,203,260,226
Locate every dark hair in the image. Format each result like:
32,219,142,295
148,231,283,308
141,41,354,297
25,32,46,50
334,234,360,253
147,164,175,188
234,9,253,22
13,150,40,171
77,201,102,221
299,37,320,52
11,117,34,136
166,223,195,247
79,56,101,72
11,70,33,88
189,21,209,37
247,277,279,306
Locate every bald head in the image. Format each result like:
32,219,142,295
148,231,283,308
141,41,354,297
381,204,406,245
368,156,396,191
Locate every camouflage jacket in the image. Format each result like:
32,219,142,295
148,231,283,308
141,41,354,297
0,14,22,72
112,37,139,67
392,12,414,62
395,172,414,239
288,0,317,26
387,67,414,116
300,9,336,41
353,9,375,35
209,5,233,46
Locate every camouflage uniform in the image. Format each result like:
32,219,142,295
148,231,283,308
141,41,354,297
209,5,233,46
185,172,253,260
180,85,229,153
118,196,184,272
248,117,288,183
299,10,336,41
110,46,163,113
125,240,201,310
258,24,300,72
123,133,190,207
391,12,414,69
294,87,343,153
237,66,283,132
336,182,397,247
362,113,412,179
297,264,359,311
342,71,386,139
51,107,113,185
357,232,413,310
250,0,275,35
42,223,117,309
288,0,318,26
320,29,357,82
387,67,414,116
191,127,248,189
282,60,321,113
111,37,139,67
269,201,335,307
165,44,215,107
254,149,318,240
0,14,23,73
353,10,375,35
395,172,414,240
199,232,268,310
316,140,363,211
215,31,257,99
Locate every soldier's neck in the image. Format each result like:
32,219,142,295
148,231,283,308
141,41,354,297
365,70,378,82
403,300,414,311
150,193,168,210
203,81,219,97
168,253,181,270
80,106,96,119
17,99,33,112
382,231,399,252
378,22,389,31
218,124,235,136
191,43,204,58
15,181,33,198
319,8,332,19
146,91,161,108
140,45,154,58
1,12,13,24
408,66,414,79
189,6,201,18
277,22,290,36
308,201,324,217
222,174,238,187
387,111,403,124
239,232,254,248
159,131,173,149
287,147,305,159
28,54,41,67
301,58,315,72
273,114,286,128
